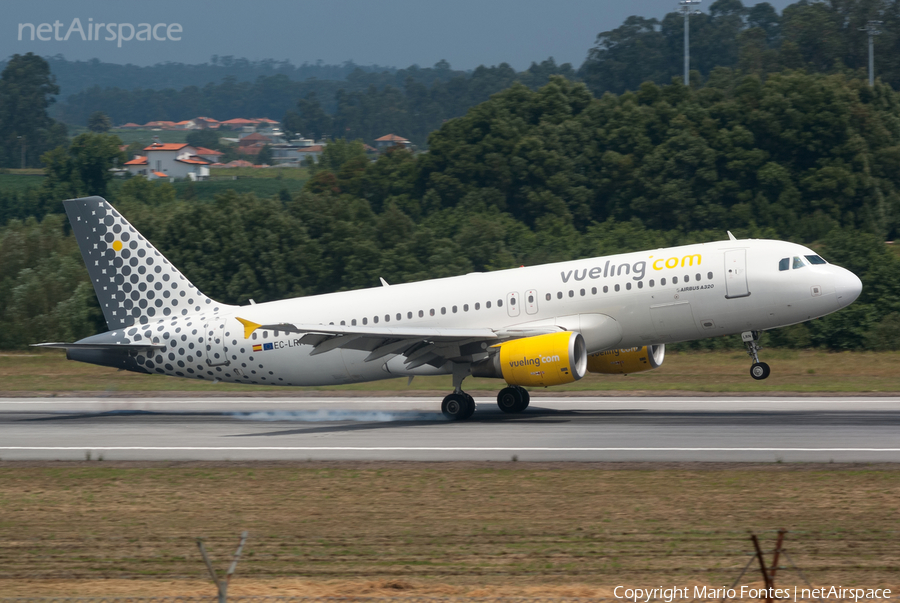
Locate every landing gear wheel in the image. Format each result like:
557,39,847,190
442,393,474,420
460,393,476,420
497,386,528,413
750,362,770,380
515,386,530,411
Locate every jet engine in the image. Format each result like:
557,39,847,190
472,331,587,387
586,345,665,374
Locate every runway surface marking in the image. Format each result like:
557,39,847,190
3,446,900,451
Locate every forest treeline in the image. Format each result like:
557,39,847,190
3,72,900,351
43,0,900,148
57,59,576,146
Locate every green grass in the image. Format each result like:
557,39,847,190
0,173,45,194
3,349,900,394
110,128,190,146
1,464,898,594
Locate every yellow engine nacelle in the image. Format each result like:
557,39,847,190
472,331,587,387
586,345,665,374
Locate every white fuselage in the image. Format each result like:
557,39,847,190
111,238,860,387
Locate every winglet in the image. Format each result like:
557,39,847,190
727,230,737,241
235,317,262,339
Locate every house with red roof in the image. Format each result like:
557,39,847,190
124,141,210,180
219,118,258,130
192,147,224,162
374,133,412,151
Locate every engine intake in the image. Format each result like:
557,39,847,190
472,331,587,387
586,344,665,374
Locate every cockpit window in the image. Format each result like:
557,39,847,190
778,258,789,271
805,254,827,265
792,256,806,269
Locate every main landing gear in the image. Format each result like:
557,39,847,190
441,364,533,420
441,392,475,420
742,330,771,380
497,385,530,413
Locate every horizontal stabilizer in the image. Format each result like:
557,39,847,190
32,342,166,352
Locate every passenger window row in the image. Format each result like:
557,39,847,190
339,298,506,327
546,271,715,300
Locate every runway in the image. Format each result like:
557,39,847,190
1,396,899,462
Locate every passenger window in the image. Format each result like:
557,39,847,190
591,287,597,294
464,304,469,311
545,293,551,301
452,306,457,313
407,312,412,319
498,299,503,307
637,281,643,289
362,318,368,325
486,301,491,309
441,307,446,315
673,276,678,284
528,294,534,303
475,303,480,310
793,256,805,269
707,272,713,279
603,285,608,293
418,310,424,317
568,290,574,297
385,315,390,322
557,292,562,299
340,320,346,325
430,309,435,316
661,278,666,286
351,319,357,326
778,258,790,271
615,284,620,292
580,288,585,296
373,316,379,324
626,282,632,290
649,279,654,287
396,313,401,321
684,275,689,282
695,273,701,281
806,255,827,265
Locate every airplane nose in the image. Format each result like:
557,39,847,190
834,268,863,309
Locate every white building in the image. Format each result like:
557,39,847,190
124,143,211,181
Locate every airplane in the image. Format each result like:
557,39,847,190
36,196,863,420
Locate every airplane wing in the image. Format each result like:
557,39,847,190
235,317,562,369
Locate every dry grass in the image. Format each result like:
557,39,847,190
0,462,898,596
3,349,900,395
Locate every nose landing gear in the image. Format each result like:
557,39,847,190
742,330,770,380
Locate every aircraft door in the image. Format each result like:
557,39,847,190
507,292,521,317
724,249,751,299
524,289,539,315
204,319,230,366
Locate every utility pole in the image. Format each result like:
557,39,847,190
859,20,883,87
679,0,702,86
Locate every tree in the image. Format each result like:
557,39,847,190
283,91,333,140
186,129,222,150
309,138,367,175
0,53,68,168
40,133,125,199
256,144,273,165
87,111,112,133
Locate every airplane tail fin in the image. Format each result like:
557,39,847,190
64,196,227,330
